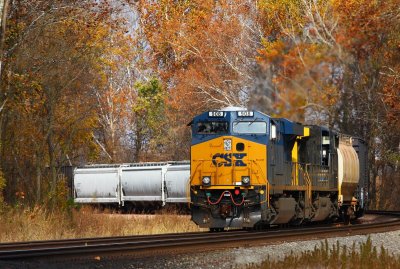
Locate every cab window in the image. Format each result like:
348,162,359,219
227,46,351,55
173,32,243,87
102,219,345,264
197,121,229,134
233,121,267,134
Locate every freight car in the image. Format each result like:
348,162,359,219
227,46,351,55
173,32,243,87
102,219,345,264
73,162,190,208
189,107,368,230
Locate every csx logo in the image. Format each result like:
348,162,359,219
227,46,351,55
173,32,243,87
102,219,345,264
212,153,247,167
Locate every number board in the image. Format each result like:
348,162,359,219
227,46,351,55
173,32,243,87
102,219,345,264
237,111,254,117
208,111,225,117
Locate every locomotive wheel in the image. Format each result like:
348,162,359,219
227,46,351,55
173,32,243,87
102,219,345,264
347,206,354,224
342,206,354,225
343,214,350,225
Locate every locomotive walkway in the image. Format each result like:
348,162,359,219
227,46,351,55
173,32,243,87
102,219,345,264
0,211,399,261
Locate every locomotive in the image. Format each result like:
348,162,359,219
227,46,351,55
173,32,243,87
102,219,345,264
189,107,368,231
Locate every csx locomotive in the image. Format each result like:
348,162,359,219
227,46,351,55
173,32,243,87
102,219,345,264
189,107,368,231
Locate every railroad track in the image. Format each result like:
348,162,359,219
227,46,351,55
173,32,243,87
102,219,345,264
1,211,399,261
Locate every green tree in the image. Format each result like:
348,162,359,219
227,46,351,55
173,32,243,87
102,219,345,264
132,78,166,161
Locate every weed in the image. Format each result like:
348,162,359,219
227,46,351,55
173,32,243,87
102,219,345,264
245,237,400,269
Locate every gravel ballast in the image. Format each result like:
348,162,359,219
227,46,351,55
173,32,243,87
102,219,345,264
233,230,400,267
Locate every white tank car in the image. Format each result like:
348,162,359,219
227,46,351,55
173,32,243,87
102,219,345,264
337,136,360,204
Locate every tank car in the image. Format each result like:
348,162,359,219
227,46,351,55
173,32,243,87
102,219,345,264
189,107,368,230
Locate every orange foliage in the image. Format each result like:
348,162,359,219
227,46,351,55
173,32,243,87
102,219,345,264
0,0,127,204
257,0,399,127
139,0,262,158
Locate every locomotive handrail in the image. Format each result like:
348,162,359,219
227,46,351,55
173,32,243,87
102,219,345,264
250,160,270,207
297,163,312,214
189,161,204,186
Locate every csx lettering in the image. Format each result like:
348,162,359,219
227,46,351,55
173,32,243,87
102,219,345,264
212,153,247,167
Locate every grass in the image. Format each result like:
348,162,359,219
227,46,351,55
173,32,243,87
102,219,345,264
0,205,203,243
245,237,400,269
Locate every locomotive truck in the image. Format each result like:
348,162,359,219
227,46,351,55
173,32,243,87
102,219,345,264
189,107,368,231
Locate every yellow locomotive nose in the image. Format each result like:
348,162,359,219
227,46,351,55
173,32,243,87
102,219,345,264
190,108,270,230
191,136,266,189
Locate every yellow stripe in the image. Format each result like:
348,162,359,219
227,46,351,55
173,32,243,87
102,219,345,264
292,141,298,185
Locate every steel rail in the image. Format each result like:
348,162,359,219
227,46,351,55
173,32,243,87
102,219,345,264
1,211,399,261
0,222,344,252
0,221,347,252
0,221,340,251
0,231,223,251
365,210,400,216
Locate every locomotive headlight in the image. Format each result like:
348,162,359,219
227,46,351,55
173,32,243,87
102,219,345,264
241,176,250,185
202,176,211,186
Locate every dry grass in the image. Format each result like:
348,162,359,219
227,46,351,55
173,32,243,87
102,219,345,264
245,238,400,269
0,206,203,243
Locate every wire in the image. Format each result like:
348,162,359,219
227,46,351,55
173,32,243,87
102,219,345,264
207,191,227,205
207,191,245,206
230,193,245,206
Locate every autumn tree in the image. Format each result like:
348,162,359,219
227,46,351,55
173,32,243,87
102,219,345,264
329,0,399,208
258,0,400,208
257,0,341,123
138,0,264,159
91,2,138,163
0,0,132,206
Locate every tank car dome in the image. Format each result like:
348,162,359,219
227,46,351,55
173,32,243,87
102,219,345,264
219,106,247,111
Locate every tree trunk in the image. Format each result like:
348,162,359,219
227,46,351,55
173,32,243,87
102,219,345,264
47,129,57,206
134,123,143,162
45,91,57,207
0,0,10,79
35,153,42,203
110,124,116,163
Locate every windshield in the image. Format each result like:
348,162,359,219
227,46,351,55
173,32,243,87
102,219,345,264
197,121,229,134
233,121,267,134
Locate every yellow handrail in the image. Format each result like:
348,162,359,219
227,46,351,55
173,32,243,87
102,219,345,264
298,163,312,211
251,160,270,207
